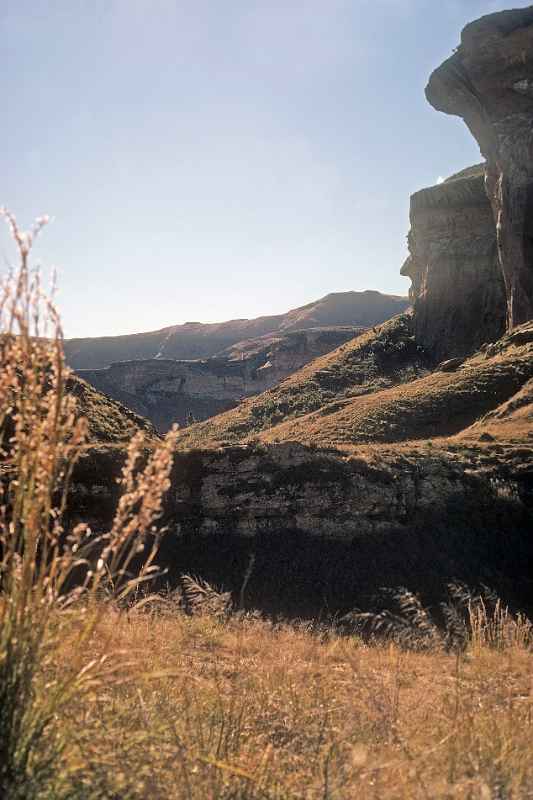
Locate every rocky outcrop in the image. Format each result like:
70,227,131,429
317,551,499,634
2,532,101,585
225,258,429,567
67,436,533,614
77,327,361,432
401,165,506,360
426,7,533,331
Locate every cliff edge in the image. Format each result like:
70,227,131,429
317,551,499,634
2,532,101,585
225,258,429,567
402,165,506,360
426,6,533,330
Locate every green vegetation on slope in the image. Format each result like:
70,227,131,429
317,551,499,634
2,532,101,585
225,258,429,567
258,325,533,447
178,314,429,448
68,375,158,443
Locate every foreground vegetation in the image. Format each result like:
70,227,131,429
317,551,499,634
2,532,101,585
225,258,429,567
1,212,532,799
42,602,533,799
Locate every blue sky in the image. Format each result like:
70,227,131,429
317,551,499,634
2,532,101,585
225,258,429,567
2,0,530,337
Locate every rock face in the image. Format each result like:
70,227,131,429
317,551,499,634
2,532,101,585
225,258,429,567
426,7,533,331
402,165,506,360
68,437,533,614
77,327,362,432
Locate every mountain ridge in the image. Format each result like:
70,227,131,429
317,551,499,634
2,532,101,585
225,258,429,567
65,290,409,370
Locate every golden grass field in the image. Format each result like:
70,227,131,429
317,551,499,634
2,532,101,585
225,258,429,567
49,604,533,800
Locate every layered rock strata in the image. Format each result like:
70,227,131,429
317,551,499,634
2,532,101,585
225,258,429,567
68,437,533,615
426,7,533,330
401,165,506,360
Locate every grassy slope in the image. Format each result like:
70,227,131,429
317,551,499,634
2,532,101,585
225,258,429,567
461,377,533,442
69,374,158,444
178,321,533,450
177,314,429,448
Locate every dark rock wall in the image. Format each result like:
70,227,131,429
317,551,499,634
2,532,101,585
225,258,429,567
426,7,533,331
68,441,533,616
402,166,506,360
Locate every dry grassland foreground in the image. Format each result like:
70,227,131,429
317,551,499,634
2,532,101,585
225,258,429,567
48,606,533,800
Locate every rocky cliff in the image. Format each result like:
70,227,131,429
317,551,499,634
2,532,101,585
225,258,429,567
426,6,533,331
69,431,533,615
401,165,506,360
77,326,362,432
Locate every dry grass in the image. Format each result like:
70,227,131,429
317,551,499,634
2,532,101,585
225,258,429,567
68,375,160,444
0,211,175,799
177,314,429,450
256,344,533,449
48,603,533,799
177,317,533,452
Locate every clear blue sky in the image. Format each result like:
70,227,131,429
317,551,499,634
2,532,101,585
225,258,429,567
2,0,530,337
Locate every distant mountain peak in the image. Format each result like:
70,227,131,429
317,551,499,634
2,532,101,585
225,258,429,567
65,289,410,370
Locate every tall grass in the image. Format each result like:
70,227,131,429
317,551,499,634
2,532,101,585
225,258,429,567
0,210,175,799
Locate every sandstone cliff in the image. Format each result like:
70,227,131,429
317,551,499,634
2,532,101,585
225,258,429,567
426,7,533,330
69,431,533,615
401,165,506,360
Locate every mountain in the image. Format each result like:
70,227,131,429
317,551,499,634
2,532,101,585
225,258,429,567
64,290,410,370
65,6,533,616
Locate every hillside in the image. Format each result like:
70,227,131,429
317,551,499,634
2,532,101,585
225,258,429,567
177,318,533,450
177,313,430,447
68,374,158,443
64,290,409,369
256,323,533,448
75,326,363,433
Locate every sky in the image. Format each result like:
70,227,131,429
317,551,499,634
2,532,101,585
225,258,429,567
2,0,531,338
